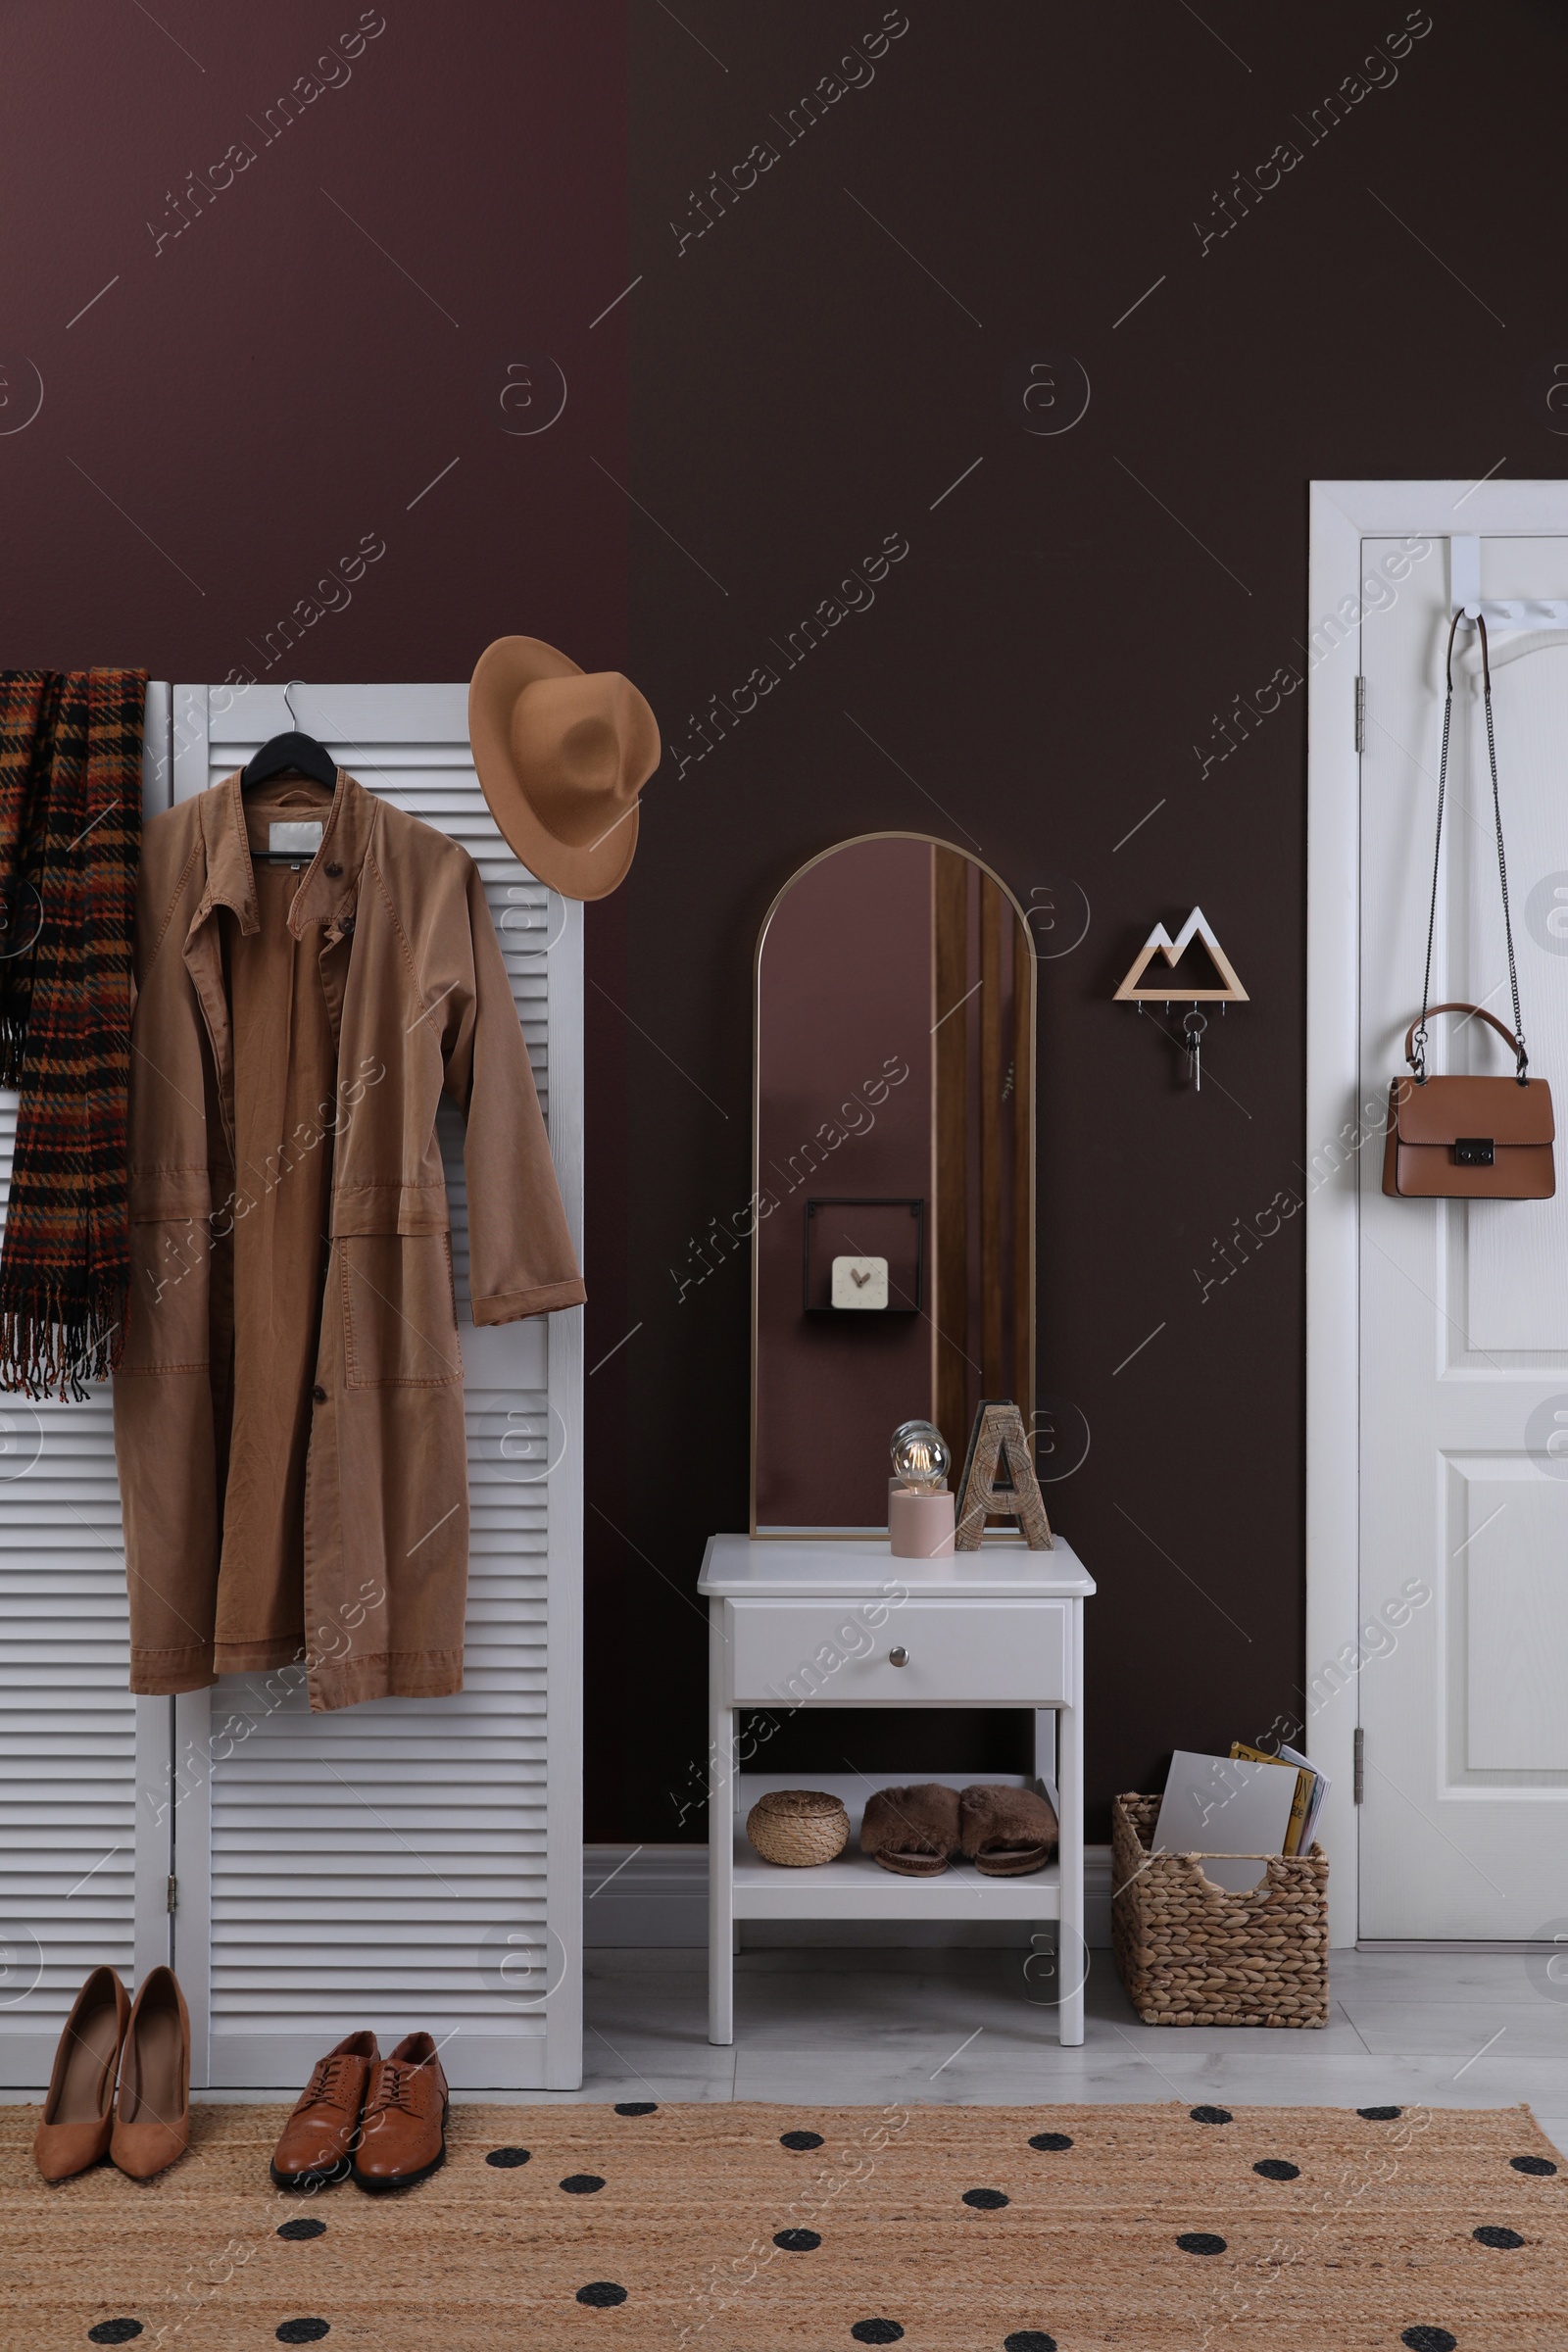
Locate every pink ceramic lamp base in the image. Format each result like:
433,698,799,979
888,1483,956,1558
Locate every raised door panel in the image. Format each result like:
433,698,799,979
1461,641,1568,1351
1452,1462,1568,1771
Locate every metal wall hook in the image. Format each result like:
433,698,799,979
1448,534,1568,630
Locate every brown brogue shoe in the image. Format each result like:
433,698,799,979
270,2032,379,2191
110,1966,190,2180
351,2031,448,2192
33,1966,130,2181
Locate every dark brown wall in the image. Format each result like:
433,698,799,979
605,0,1568,1841
0,3,626,678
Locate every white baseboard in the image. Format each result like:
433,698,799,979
584,1845,710,1944
584,1844,1114,1949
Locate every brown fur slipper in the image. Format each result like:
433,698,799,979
959,1783,1058,1876
859,1783,961,1876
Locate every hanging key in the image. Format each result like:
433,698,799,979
1183,1008,1207,1093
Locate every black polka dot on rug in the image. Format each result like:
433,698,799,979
485,2146,531,2168
1253,2159,1300,2181
1399,2329,1456,2352
276,2218,326,2240
774,2228,820,2251
1511,2153,1557,2176
1473,2225,1525,2249
561,2174,607,2195
275,2325,329,2345
962,2187,1010,2210
87,2327,143,2346
1027,2131,1073,2152
1189,2106,1232,2126
850,2325,904,2346
1003,2335,1056,2352
1357,2105,1402,2121
1176,2232,1227,2256
614,2101,657,2116
781,2129,825,2150
576,2282,628,2308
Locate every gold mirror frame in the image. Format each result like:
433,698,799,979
749,831,1036,1537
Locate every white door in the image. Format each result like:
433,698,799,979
1360,535,1568,1936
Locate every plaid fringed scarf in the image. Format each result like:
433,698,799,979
0,669,145,1397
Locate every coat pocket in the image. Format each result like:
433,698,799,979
340,1232,463,1389
119,1216,212,1374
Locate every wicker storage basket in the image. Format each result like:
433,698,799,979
1111,1791,1329,2029
746,1788,850,1867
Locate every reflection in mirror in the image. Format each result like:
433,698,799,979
751,833,1035,1533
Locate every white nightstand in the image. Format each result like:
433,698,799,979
699,1533,1096,2046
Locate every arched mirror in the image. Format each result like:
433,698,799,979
751,833,1035,1533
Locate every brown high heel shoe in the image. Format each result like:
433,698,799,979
110,1966,191,2180
33,1966,131,2181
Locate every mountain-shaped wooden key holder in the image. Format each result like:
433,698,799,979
1114,907,1248,1093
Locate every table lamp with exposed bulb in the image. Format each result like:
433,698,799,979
888,1418,956,1557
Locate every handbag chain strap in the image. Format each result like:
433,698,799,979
1413,608,1529,1085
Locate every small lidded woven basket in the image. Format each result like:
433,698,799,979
746,1788,850,1867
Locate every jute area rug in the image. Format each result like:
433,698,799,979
5,2098,1566,2350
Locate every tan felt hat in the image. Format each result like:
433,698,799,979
467,635,660,901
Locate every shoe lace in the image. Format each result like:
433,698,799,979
363,2061,420,2120
297,2053,355,2113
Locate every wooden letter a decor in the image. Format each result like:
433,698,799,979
955,1400,1054,1551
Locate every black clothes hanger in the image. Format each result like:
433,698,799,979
242,680,338,792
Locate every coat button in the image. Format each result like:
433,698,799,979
324,861,343,877
312,1385,327,1403
340,914,355,936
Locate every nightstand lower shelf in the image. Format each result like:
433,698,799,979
731,1771,1061,1921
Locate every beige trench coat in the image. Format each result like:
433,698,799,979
113,769,584,1710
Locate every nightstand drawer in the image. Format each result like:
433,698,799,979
725,1597,1068,1706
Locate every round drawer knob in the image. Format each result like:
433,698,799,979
889,1646,908,1667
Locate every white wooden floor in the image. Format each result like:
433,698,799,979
558,1945,1568,2154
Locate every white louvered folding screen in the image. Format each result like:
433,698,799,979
165,683,582,2092
0,688,173,2084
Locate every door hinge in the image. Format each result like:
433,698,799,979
1354,676,1366,754
1352,1727,1364,1805
167,1874,178,1914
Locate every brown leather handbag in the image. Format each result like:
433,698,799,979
1382,612,1555,1200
